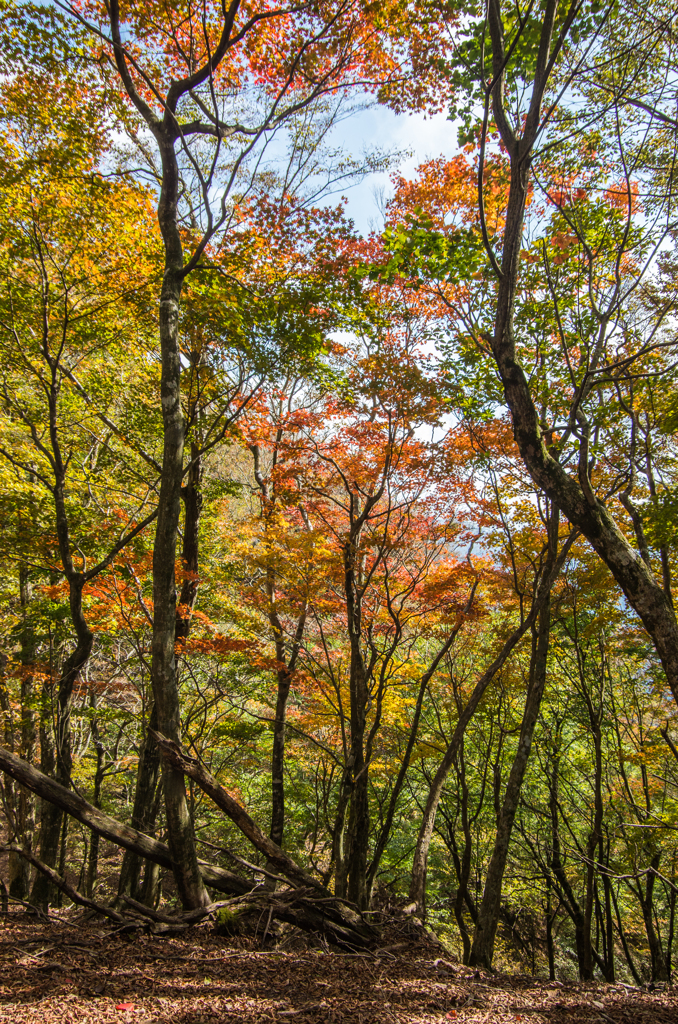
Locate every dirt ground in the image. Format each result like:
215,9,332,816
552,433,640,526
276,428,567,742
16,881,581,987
0,913,676,1024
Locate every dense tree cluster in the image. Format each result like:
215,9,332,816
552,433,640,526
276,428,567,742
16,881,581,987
0,0,677,983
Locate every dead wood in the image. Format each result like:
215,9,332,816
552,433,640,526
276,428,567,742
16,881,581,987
124,887,376,950
152,732,378,948
152,731,328,892
0,743,249,896
1,844,125,923
0,742,376,949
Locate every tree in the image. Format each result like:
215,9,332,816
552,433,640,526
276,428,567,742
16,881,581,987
378,0,678,714
0,57,162,904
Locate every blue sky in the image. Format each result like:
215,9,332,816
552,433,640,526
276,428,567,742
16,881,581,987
331,105,461,234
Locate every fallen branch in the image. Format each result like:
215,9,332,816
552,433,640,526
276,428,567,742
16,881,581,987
0,743,377,949
0,744,249,897
125,885,375,949
152,732,327,893
1,844,125,923
152,733,377,947
120,894,226,924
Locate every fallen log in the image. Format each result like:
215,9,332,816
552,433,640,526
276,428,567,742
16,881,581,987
213,886,377,949
0,744,249,896
0,743,377,949
152,732,377,946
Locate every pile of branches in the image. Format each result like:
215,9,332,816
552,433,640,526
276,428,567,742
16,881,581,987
0,737,376,951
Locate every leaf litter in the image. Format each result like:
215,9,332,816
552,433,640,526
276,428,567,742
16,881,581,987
0,913,676,1023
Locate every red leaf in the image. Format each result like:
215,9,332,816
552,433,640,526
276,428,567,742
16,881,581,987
116,1004,135,1012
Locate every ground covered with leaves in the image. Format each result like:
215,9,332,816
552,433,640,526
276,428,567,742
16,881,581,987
0,913,676,1024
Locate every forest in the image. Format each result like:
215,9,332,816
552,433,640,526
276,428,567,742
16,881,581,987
0,0,677,1012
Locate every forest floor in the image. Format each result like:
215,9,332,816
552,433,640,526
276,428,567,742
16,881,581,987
0,912,676,1024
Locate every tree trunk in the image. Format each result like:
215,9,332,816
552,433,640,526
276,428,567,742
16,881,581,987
600,865,615,981
611,883,642,985
483,0,678,709
666,876,676,981
149,138,208,907
637,855,669,982
582,721,603,980
469,590,551,969
330,767,352,899
409,610,542,916
365,599,476,901
546,758,608,979
340,514,371,911
85,689,106,898
545,887,556,981
119,446,203,903
446,739,478,964
118,704,161,901
345,605,370,910
249,442,307,855
270,667,292,850
176,442,203,644
9,567,37,899
31,676,57,908
31,578,93,909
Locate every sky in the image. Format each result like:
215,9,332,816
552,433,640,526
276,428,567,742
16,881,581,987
327,105,461,235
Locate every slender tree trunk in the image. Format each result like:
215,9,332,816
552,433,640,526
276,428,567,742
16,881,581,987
270,667,292,849
365,599,476,901
546,887,556,981
409,605,546,916
31,676,56,908
31,578,92,908
600,865,615,981
85,689,105,898
267,608,306,859
118,704,161,901
611,883,642,985
320,504,373,911
469,591,551,968
581,734,603,980
150,160,208,906
331,766,352,899
0,656,20,890
119,446,203,902
267,604,306,854
637,854,668,982
32,375,94,908
343,527,370,911
56,812,69,906
365,673,429,899
175,442,202,644
666,877,676,981
447,741,477,963
546,759,607,979
582,716,609,979
9,568,37,899
346,737,369,909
